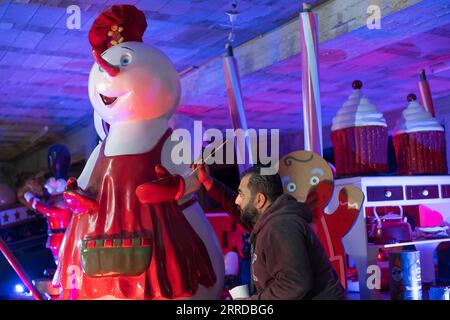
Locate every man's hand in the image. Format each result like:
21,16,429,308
191,162,213,191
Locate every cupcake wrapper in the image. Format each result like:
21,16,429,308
393,131,447,175
331,126,389,177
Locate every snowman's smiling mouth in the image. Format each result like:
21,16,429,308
99,93,117,106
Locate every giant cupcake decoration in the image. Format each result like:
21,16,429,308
331,80,389,176
393,94,447,175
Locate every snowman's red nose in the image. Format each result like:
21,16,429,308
92,50,120,77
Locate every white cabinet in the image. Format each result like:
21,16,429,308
332,175,450,300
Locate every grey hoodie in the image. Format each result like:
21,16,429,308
248,193,346,300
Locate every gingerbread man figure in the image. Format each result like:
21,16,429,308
278,150,364,289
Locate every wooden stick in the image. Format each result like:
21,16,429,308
183,139,229,178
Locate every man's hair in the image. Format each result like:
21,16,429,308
241,165,284,202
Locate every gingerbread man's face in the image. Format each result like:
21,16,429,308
278,151,334,208
88,41,181,124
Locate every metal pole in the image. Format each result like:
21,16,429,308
0,236,45,300
223,44,254,174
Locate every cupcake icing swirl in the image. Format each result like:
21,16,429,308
393,100,443,135
331,89,386,131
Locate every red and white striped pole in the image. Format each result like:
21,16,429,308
418,69,436,117
300,3,323,156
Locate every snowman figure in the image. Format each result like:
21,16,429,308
53,5,224,300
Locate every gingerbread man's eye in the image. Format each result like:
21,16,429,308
287,182,297,192
310,176,320,186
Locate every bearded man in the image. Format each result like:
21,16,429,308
193,164,346,300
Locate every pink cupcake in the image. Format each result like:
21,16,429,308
331,80,389,176
393,94,447,175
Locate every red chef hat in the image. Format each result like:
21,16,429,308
89,5,147,54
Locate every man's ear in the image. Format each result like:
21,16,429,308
255,193,267,209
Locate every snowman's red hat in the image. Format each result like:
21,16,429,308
89,5,147,55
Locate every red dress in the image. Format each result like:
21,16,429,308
54,129,216,299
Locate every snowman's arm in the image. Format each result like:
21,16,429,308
77,143,101,190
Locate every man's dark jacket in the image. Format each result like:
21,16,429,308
207,179,346,300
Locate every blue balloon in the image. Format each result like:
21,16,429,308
47,144,71,180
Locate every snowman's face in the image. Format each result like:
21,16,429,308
88,42,181,124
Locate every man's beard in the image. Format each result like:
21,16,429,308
238,197,259,229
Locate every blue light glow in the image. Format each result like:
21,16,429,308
14,284,25,294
